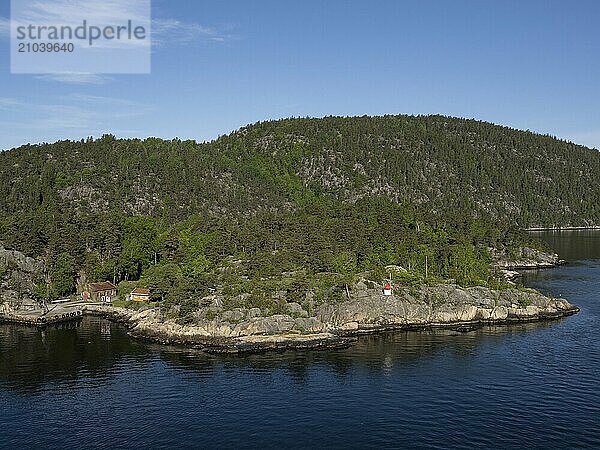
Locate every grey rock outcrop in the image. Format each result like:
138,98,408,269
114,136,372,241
491,246,564,270
314,284,576,332
83,280,578,354
0,245,45,307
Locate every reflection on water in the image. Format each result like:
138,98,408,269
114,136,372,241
0,317,151,393
158,320,564,378
1,231,600,449
0,317,567,392
529,229,600,262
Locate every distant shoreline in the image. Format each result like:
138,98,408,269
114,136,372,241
526,226,600,231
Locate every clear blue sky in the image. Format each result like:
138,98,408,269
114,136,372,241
1,0,599,150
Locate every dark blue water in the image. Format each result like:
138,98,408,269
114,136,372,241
1,231,600,449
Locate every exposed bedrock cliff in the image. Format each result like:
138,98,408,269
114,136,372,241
0,245,45,306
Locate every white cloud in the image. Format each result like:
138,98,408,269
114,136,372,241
0,94,151,140
23,0,148,24
15,0,149,29
0,2,235,83
65,93,153,117
152,18,234,46
0,98,22,109
35,73,114,85
34,104,100,130
7,0,151,50
0,17,9,37
1,2,234,46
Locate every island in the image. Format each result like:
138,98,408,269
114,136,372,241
0,115,593,353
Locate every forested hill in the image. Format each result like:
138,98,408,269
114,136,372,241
1,115,598,228
214,115,600,227
1,114,598,306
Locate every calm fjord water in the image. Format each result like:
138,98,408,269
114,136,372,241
2,231,600,449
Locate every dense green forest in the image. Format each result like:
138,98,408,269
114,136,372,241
0,115,598,317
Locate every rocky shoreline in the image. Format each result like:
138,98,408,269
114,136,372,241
80,282,579,354
1,283,580,354
0,243,579,354
490,246,566,281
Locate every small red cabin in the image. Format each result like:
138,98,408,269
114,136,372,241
82,281,117,303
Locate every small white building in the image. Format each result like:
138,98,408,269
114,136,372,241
383,282,392,296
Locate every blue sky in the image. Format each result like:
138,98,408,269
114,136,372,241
1,0,599,150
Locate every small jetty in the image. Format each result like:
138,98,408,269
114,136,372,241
0,303,84,327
